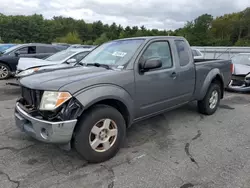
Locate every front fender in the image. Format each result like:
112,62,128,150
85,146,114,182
196,68,223,100
74,84,134,120
0,57,17,71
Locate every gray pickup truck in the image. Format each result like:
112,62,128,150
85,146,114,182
15,36,232,163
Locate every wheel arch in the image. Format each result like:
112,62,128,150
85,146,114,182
197,68,225,100
0,61,12,71
74,85,134,128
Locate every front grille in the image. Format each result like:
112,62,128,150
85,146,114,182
21,87,43,108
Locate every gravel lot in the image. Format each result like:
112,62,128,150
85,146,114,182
1,79,250,188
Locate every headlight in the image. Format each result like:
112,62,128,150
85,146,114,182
39,91,72,111
15,68,39,77
245,73,250,81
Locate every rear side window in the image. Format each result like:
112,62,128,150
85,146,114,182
37,46,58,53
16,46,36,54
175,40,190,66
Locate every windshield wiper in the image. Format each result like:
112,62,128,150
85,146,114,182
79,62,111,70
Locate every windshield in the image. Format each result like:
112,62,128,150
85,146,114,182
80,39,145,67
2,44,21,54
0,44,15,52
45,50,76,61
231,54,250,65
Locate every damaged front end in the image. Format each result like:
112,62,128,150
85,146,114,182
15,86,84,147
227,73,250,92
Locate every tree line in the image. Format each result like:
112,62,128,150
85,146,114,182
0,7,250,46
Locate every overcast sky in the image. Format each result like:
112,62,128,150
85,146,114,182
1,0,250,30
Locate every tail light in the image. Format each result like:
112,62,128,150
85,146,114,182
230,64,234,74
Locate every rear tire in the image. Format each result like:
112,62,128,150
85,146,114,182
198,83,221,115
0,63,11,80
74,105,126,163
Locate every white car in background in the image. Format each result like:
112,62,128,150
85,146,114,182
192,48,204,59
16,48,93,77
227,53,250,92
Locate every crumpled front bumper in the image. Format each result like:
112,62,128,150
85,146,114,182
226,75,250,92
15,102,77,144
227,84,250,92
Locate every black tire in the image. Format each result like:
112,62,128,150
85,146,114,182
198,83,221,115
0,63,11,80
74,104,126,163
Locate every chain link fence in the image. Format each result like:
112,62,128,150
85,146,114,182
192,46,250,60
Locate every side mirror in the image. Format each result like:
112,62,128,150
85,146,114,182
140,58,162,72
66,58,77,64
15,51,20,57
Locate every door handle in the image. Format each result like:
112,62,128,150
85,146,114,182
170,72,177,79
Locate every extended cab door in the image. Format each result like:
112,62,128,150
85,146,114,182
134,39,180,119
173,40,195,103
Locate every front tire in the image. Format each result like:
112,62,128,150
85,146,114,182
74,105,126,163
0,63,11,80
198,83,221,115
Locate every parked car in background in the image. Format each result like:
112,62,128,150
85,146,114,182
52,43,71,49
68,44,97,49
227,53,250,92
0,44,16,53
0,43,64,79
192,48,204,59
15,48,93,78
15,36,231,163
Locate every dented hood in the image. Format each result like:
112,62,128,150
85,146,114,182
17,58,61,71
19,66,117,92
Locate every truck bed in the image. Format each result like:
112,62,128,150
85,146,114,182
194,59,225,63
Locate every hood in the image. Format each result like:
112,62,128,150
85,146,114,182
38,63,72,71
19,66,117,91
17,58,61,71
233,63,250,75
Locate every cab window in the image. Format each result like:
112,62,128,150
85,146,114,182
141,41,173,69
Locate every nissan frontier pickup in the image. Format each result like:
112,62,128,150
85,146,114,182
15,36,232,163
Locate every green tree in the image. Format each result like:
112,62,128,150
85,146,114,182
93,33,109,45
84,40,94,45
1,7,250,46
54,31,82,44
12,39,22,44
235,39,250,46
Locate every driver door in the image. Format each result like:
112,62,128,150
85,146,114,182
134,40,179,119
